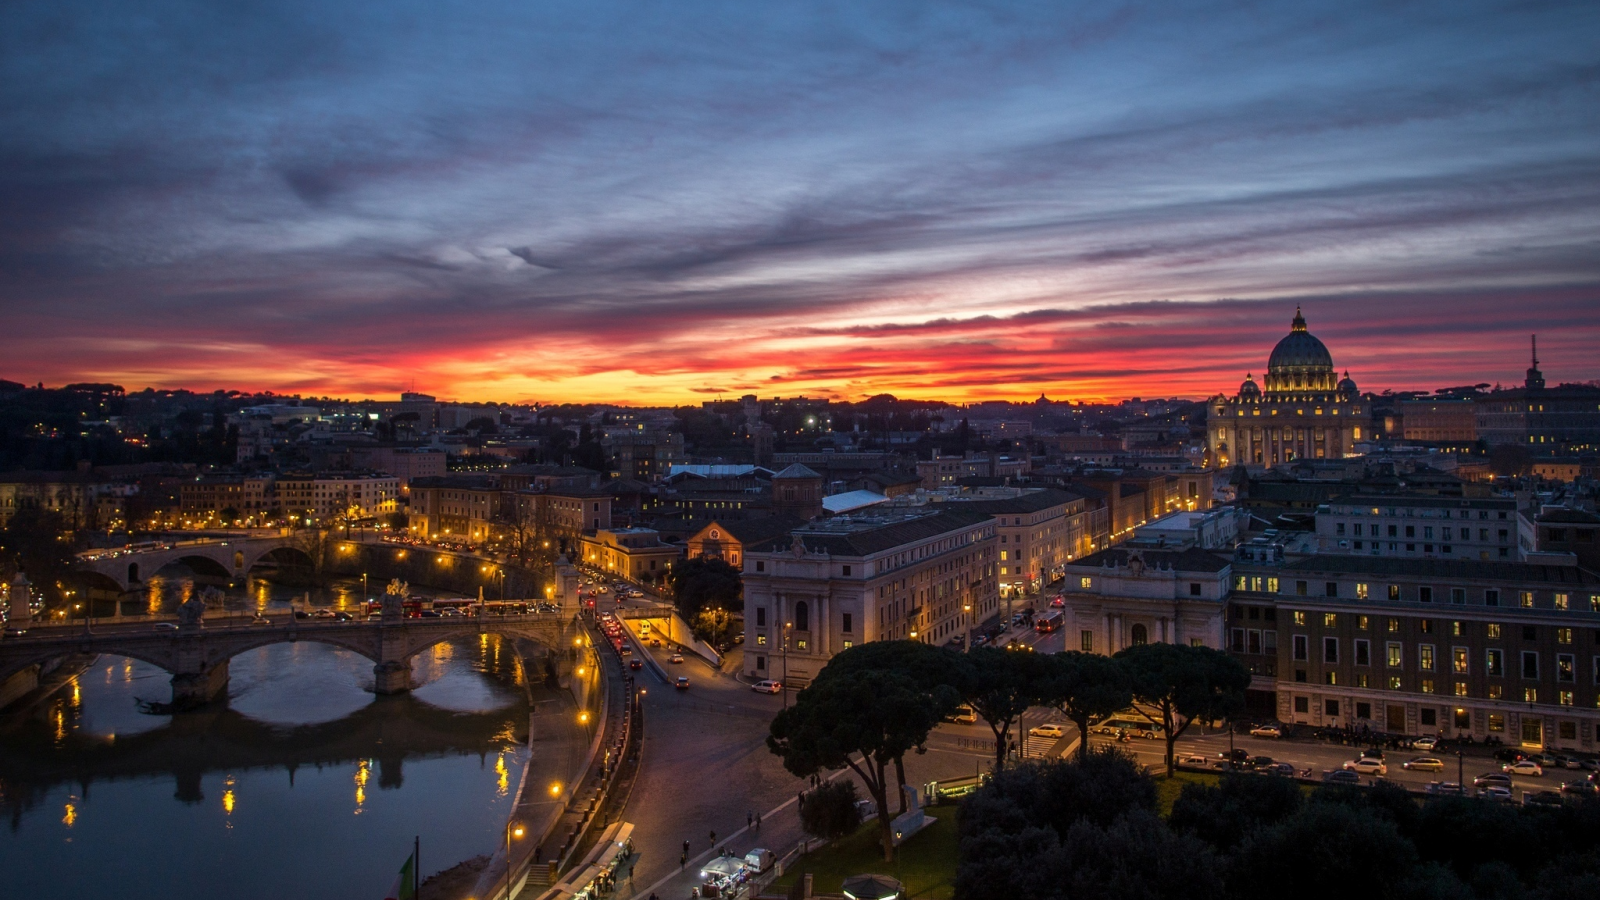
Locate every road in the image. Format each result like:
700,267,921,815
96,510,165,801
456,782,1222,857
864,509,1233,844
1082,726,1582,796
565,566,1080,900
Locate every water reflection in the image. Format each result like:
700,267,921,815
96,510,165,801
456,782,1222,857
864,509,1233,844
0,632,544,900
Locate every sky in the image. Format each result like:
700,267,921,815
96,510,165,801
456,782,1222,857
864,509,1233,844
3,0,1599,405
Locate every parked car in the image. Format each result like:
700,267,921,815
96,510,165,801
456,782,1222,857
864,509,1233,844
1029,724,1066,739
669,653,684,664
1180,754,1210,767
1262,762,1296,777
1493,748,1528,763
1480,785,1514,802
1504,760,1544,777
1425,782,1466,796
1249,724,1283,738
751,680,783,694
1343,758,1388,776
1474,772,1513,788
1525,790,1564,808
1413,737,1439,751
1403,757,1446,772
1560,781,1599,798
1322,770,1362,785
675,676,690,690
1360,748,1386,761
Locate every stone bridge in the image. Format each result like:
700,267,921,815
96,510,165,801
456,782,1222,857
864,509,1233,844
0,612,585,709
77,536,314,591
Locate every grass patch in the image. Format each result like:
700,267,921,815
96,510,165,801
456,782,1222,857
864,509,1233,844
1155,770,1219,817
771,804,959,900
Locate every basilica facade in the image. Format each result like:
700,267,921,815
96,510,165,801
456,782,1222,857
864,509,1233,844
1208,309,1365,469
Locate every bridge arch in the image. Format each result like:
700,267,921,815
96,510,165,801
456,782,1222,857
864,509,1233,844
150,554,234,582
244,545,316,575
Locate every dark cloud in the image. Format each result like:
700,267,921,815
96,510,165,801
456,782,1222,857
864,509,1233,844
0,0,1597,399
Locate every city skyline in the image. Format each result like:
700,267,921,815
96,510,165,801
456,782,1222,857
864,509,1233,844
5,1,1600,403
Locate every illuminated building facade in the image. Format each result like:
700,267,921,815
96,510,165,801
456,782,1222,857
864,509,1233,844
1208,309,1365,469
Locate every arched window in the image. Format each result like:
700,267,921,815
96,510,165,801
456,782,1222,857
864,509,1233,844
794,601,810,632
1131,623,1148,646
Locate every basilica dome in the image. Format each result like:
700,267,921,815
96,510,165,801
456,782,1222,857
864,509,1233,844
1264,307,1336,393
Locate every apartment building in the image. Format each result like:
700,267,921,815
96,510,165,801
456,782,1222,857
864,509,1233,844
950,489,1103,594
1231,555,1600,751
1315,494,1535,561
740,509,998,688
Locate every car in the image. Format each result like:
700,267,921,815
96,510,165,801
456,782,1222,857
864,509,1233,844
669,653,684,664
675,676,690,690
311,609,335,618
649,638,662,647
333,611,355,622
1413,737,1439,751
1560,781,1599,797
1028,724,1066,739
1249,724,1283,738
1343,758,1388,776
1049,596,1065,608
1493,748,1527,763
1525,790,1564,808
1322,770,1362,785
629,659,643,671
249,616,271,626
1180,754,1210,767
1425,782,1466,796
751,680,783,694
1504,760,1544,777
1219,748,1250,764
1403,757,1445,772
1480,786,1514,802
2,627,26,637
153,622,180,631
1360,748,1386,761
619,645,632,655
1473,772,1513,788
1262,762,1296,777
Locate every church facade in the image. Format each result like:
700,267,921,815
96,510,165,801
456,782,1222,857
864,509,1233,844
1207,309,1365,469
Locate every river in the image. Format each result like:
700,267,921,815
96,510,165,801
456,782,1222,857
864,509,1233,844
0,571,553,900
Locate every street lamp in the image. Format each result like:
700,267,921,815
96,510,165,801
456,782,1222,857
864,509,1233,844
963,602,972,652
782,622,792,709
505,819,525,899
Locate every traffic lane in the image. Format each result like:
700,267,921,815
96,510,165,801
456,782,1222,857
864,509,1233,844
1092,731,1559,793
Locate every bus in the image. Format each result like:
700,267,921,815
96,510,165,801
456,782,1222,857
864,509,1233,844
1034,610,1063,633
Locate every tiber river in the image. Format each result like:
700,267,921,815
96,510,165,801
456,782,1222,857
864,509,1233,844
0,571,551,900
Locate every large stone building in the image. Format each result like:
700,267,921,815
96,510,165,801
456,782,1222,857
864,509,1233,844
1475,342,1600,454
740,509,998,688
1208,309,1366,469
1057,547,1232,655
1315,494,1535,562
1229,554,1600,751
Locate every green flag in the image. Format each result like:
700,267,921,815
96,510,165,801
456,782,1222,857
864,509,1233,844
385,851,416,900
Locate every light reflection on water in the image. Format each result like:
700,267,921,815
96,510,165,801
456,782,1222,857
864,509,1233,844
0,632,536,900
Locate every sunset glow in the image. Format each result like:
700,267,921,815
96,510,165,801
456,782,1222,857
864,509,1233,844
4,1,1598,402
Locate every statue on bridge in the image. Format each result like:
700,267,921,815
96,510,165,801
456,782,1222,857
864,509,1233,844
177,589,213,628
382,579,409,620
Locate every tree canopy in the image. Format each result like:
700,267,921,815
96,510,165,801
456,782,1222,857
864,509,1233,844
1114,642,1251,776
768,667,945,861
666,556,742,620
1041,651,1133,761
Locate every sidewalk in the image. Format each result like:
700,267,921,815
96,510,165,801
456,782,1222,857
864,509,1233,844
627,786,812,900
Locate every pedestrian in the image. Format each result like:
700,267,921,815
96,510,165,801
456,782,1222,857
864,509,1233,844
797,791,805,810
709,829,716,845
754,811,761,831
535,846,542,864
746,810,753,828
680,852,687,870
684,839,691,856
